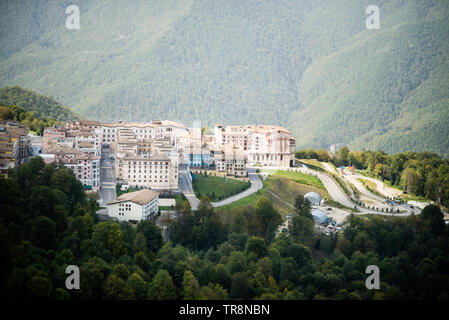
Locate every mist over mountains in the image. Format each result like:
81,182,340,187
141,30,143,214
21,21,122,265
0,0,448,156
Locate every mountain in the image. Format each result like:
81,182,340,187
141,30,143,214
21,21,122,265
0,86,80,122
0,0,448,156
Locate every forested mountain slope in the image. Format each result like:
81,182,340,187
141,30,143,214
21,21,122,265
0,87,80,122
0,0,448,156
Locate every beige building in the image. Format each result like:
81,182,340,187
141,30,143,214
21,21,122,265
214,146,247,177
214,124,295,167
116,153,178,190
100,120,189,149
0,121,30,176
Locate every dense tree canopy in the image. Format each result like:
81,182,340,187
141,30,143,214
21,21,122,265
1,159,449,300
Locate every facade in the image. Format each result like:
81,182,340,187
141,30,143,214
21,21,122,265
100,120,189,149
43,145,101,190
115,153,178,190
107,189,159,222
214,124,295,168
0,121,30,176
214,146,247,177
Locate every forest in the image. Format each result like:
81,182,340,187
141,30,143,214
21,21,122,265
1,157,448,300
0,87,80,123
0,104,59,135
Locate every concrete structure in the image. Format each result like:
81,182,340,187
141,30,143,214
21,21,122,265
108,189,159,222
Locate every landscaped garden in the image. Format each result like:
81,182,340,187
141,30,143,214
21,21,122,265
191,173,251,202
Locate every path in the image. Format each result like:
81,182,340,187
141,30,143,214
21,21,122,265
178,167,263,210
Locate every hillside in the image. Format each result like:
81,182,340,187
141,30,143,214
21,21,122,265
0,87,80,122
0,0,448,156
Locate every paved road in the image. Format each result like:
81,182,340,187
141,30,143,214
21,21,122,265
211,170,263,207
99,149,116,206
293,166,418,216
178,167,200,210
358,175,402,198
345,174,387,205
178,167,263,209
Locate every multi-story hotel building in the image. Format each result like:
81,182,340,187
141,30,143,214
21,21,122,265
115,153,178,190
100,120,189,149
214,124,295,168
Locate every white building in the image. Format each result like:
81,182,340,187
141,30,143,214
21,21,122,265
107,189,159,222
214,124,295,168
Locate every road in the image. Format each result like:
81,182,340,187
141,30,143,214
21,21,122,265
344,174,388,208
211,169,263,207
293,166,418,216
178,167,263,209
178,166,200,210
99,148,116,206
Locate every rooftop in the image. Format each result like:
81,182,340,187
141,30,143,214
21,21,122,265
108,189,159,206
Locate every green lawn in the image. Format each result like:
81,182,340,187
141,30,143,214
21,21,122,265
262,169,326,190
219,171,328,216
192,174,251,201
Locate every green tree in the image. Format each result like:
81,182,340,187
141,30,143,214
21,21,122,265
245,237,268,258
103,274,133,300
127,273,148,300
147,269,176,300
136,220,163,254
254,198,282,243
182,270,203,300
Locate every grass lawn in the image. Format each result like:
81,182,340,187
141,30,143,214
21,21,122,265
192,174,251,201
159,205,174,211
262,169,326,190
219,172,328,217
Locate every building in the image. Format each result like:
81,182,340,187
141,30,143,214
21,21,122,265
214,146,247,177
214,124,296,168
107,189,159,222
329,143,346,155
0,121,30,176
42,145,101,190
100,120,189,149
115,153,178,190
311,209,329,225
304,192,322,206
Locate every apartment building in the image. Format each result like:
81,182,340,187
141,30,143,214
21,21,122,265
0,121,30,176
115,153,178,190
44,144,101,190
100,120,189,149
214,146,247,177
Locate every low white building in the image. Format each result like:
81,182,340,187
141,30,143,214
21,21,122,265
107,189,159,222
